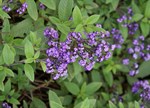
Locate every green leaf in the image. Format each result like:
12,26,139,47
24,64,34,82
109,101,117,108
48,90,62,105
136,60,150,78
2,19,10,40
119,26,128,40
50,101,64,108
40,61,46,72
134,101,140,108
74,24,84,32
11,18,33,37
58,0,74,21
140,22,149,37
4,67,14,77
39,0,56,10
111,0,119,10
132,1,141,14
34,51,40,59
73,61,83,76
0,70,6,91
23,100,28,108
73,6,83,26
145,0,150,18
85,15,100,25
132,14,143,22
25,58,34,63
60,95,72,106
86,82,102,95
2,44,15,65
49,16,61,25
103,71,113,87
81,98,90,108
0,9,11,19
31,98,47,108
26,0,38,21
9,97,20,105
106,0,112,4
118,102,124,108
89,99,96,108
91,70,101,82
57,24,70,35
4,79,11,94
48,90,63,108
25,40,34,58
64,82,80,95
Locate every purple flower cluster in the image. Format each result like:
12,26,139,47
39,3,46,9
122,36,150,76
111,28,124,48
16,2,28,14
2,102,11,108
2,5,11,12
117,8,139,35
44,27,117,80
132,80,150,101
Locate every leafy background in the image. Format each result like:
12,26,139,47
0,0,150,108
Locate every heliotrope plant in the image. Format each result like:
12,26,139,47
0,0,150,108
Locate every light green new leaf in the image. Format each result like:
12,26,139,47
145,0,150,18
4,67,14,77
40,61,46,72
119,25,128,40
73,6,83,26
39,0,56,10
118,102,124,108
26,0,38,21
86,82,102,95
85,15,100,25
50,101,64,108
24,40,34,58
109,101,117,108
24,64,34,82
2,44,15,65
134,101,140,108
58,0,74,21
81,98,90,108
64,82,80,95
48,90,63,108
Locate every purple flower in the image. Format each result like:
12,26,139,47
16,2,28,14
79,59,86,67
85,61,95,71
2,102,11,108
2,5,11,12
39,3,46,9
44,27,59,39
122,58,129,65
132,80,150,101
128,48,134,54
133,53,138,59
